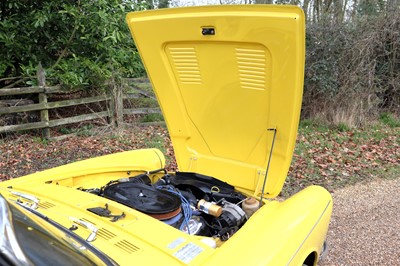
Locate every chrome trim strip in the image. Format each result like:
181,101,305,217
286,199,332,266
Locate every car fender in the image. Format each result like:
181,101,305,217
1,148,165,187
204,185,332,266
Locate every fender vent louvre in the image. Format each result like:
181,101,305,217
115,240,140,254
80,218,96,225
38,201,55,209
97,228,116,240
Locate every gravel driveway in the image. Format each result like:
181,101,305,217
320,177,400,265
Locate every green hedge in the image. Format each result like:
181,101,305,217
0,0,146,90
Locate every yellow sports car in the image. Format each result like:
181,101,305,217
0,5,332,266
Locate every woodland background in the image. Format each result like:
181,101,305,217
1,0,399,127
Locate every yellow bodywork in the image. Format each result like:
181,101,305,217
0,5,332,266
126,5,305,198
0,149,332,265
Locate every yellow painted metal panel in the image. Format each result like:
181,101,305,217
127,5,305,197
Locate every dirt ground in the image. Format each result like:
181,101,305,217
320,177,400,266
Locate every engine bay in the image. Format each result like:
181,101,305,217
80,170,260,242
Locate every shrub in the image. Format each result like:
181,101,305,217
0,1,146,90
303,10,400,126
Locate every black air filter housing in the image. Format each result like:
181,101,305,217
103,183,181,219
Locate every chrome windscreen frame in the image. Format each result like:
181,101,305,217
0,194,31,265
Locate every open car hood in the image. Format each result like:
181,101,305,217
127,5,305,198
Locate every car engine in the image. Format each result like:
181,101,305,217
81,171,259,241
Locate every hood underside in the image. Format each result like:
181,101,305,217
127,5,305,198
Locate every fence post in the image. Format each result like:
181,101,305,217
37,63,50,139
108,76,123,128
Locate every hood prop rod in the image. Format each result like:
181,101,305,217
259,128,277,207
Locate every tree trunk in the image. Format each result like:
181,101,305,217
303,0,311,21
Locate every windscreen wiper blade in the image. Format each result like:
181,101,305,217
69,216,98,242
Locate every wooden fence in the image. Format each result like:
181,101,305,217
0,79,161,139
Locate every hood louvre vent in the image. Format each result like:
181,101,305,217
236,48,266,90
38,201,55,209
80,217,96,225
169,47,202,84
97,228,116,240
115,240,140,254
